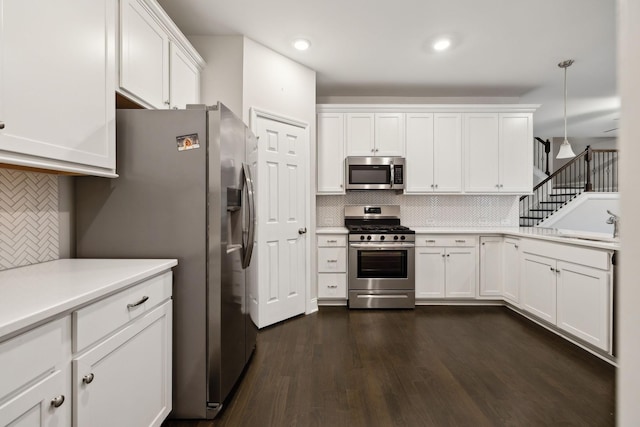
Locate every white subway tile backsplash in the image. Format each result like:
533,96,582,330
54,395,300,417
317,192,519,227
0,169,59,270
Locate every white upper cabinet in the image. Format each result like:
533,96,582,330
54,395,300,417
119,0,204,110
375,113,405,156
169,43,201,109
406,113,462,193
120,0,170,109
317,113,346,194
345,112,404,157
464,112,533,193
346,113,375,156
0,0,116,177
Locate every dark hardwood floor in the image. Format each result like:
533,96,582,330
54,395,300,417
163,306,615,427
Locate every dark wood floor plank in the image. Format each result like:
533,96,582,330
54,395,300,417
163,306,614,427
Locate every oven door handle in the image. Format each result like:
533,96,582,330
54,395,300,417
349,243,415,249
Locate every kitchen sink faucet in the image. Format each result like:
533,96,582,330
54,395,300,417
606,210,620,238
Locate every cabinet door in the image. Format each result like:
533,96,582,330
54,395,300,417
503,239,520,303
464,113,500,192
120,0,170,109
500,113,532,192
405,113,434,193
433,113,462,192
346,113,375,156
74,302,172,427
556,262,610,351
0,370,68,427
169,42,200,109
374,113,405,156
415,247,445,298
317,113,346,193
445,247,477,298
479,237,502,297
0,0,115,173
521,253,556,323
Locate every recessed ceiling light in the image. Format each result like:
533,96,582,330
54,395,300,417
433,38,451,52
293,39,310,51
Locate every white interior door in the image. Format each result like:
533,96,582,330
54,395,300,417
254,114,308,328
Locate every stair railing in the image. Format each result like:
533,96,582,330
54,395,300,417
519,146,619,226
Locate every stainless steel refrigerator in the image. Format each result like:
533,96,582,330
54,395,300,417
75,103,258,419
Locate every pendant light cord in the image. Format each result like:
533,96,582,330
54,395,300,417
564,65,568,141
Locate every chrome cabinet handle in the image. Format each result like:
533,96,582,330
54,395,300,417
0,122,4,130
550,267,555,272
447,254,450,257
83,373,95,384
327,284,338,289
127,295,149,309
298,227,307,235
164,100,170,105
455,240,466,243
371,148,375,152
326,239,338,243
426,239,436,243
434,184,438,188
514,245,519,249
441,254,445,258
327,259,338,263
51,395,65,408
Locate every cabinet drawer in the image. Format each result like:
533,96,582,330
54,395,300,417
317,235,347,247
318,247,347,272
73,271,172,353
0,318,67,401
318,274,347,299
415,235,478,247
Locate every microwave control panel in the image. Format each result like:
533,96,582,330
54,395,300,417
393,165,404,184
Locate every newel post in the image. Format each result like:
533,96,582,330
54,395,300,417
584,145,593,191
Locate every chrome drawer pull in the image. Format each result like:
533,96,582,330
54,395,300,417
327,284,338,288
455,240,466,243
83,373,95,384
326,239,338,243
327,260,338,263
51,395,65,408
426,240,436,243
127,295,149,309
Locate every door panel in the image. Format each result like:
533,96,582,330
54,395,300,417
255,116,307,327
521,254,556,323
446,248,477,298
415,248,445,298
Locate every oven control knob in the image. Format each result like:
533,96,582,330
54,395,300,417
394,235,399,240
367,235,372,240
401,235,406,240
360,235,365,240
380,235,385,241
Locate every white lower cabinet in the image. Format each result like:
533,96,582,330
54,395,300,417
556,262,610,350
317,234,348,301
0,268,174,427
74,302,172,427
0,319,70,427
415,236,477,299
521,253,557,324
479,236,503,297
520,239,612,352
502,238,521,304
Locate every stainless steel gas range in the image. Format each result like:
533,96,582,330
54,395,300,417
345,205,415,309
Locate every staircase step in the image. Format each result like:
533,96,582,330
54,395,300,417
529,209,554,212
520,216,547,220
549,193,577,197
540,201,566,204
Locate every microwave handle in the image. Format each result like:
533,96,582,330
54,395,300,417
390,164,395,188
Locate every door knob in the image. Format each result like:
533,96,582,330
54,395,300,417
298,227,307,235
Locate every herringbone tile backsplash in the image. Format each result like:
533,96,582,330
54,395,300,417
0,169,59,270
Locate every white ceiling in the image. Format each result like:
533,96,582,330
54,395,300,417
157,0,618,138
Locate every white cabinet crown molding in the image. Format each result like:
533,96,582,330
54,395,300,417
317,104,540,114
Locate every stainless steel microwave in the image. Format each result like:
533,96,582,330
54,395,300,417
345,156,405,190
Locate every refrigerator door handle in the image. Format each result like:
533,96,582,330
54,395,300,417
241,163,256,269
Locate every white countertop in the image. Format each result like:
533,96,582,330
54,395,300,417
0,258,178,340
316,226,619,250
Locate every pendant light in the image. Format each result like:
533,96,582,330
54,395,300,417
557,59,576,159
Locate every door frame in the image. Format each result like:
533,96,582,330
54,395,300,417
249,107,316,316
